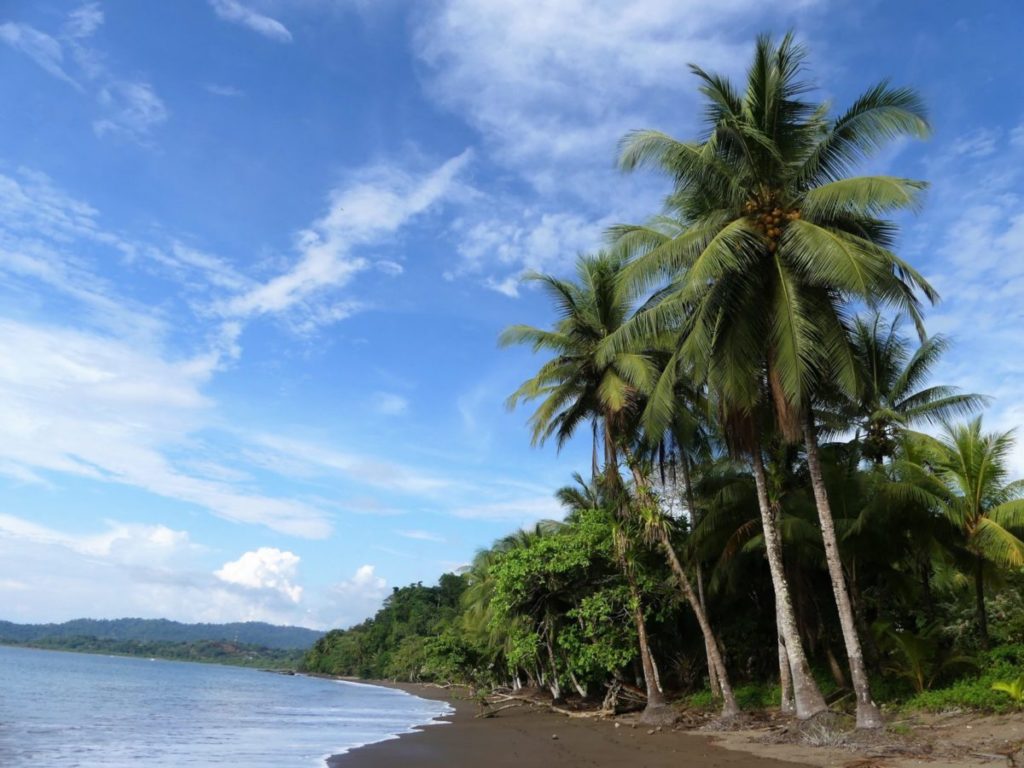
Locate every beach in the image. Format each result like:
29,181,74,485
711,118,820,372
328,684,806,768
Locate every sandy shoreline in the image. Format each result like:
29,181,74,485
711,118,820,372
327,682,808,768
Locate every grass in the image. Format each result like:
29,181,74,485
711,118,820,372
682,644,1024,716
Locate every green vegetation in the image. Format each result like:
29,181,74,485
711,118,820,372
303,33,1024,724
4,635,305,668
0,617,322,649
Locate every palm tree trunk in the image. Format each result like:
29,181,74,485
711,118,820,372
803,413,883,729
975,554,989,649
681,453,724,702
750,444,827,719
658,530,739,716
777,602,796,714
544,624,562,701
627,567,665,712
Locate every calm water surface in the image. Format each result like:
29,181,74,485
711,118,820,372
0,645,450,767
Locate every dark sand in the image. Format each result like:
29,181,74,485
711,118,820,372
328,684,809,768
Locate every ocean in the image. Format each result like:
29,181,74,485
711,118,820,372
0,645,451,767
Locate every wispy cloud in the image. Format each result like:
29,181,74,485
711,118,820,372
372,391,409,416
0,318,333,538
224,150,473,325
414,1,821,291
0,22,79,88
205,83,244,97
209,0,292,43
395,529,445,543
0,5,167,142
451,495,563,523
93,81,168,139
905,124,1024,472
64,2,104,40
247,433,452,496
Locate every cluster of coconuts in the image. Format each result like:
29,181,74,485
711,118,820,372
744,202,801,252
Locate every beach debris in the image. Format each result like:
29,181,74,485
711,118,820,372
551,734,559,740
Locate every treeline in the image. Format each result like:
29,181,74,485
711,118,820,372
0,618,322,649
303,575,469,680
6,635,305,668
307,33,1024,723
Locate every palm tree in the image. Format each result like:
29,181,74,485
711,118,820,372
612,32,937,727
501,252,668,717
907,418,1024,648
845,313,986,463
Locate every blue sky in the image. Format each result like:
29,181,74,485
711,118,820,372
1,0,1022,629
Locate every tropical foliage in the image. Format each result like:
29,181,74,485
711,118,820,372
304,33,1024,723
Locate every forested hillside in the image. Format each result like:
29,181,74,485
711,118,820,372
0,618,322,650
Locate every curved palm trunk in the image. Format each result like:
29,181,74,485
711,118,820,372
628,450,737,716
751,445,827,719
776,602,796,714
620,549,665,713
544,621,562,701
803,414,883,729
681,454,725,703
658,532,739,716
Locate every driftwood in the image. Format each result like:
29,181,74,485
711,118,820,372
475,702,525,718
480,692,609,719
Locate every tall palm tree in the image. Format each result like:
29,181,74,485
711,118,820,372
611,32,936,727
845,313,986,463
906,418,1024,647
501,251,668,717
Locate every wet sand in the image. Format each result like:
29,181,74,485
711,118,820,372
328,684,809,768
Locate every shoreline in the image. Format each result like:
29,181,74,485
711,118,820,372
326,681,807,768
327,681,1021,768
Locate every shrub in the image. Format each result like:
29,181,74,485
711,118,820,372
904,644,1024,713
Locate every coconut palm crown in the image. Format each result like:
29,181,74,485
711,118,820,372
847,313,987,463
608,31,937,438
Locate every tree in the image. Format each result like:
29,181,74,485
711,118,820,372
844,313,986,463
611,32,937,728
501,251,668,717
907,418,1024,648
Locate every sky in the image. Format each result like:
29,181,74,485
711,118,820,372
0,0,1022,630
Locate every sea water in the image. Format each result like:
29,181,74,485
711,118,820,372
0,645,450,767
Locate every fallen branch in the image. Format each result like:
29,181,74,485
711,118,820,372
476,702,525,718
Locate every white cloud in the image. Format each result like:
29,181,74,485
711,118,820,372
0,529,321,627
414,0,817,174
329,564,388,626
447,208,610,295
225,151,472,323
0,319,333,538
395,529,445,543
0,22,79,87
0,514,193,565
210,0,293,43
372,391,409,416
215,547,303,603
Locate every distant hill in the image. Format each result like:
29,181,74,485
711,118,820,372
0,618,323,650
